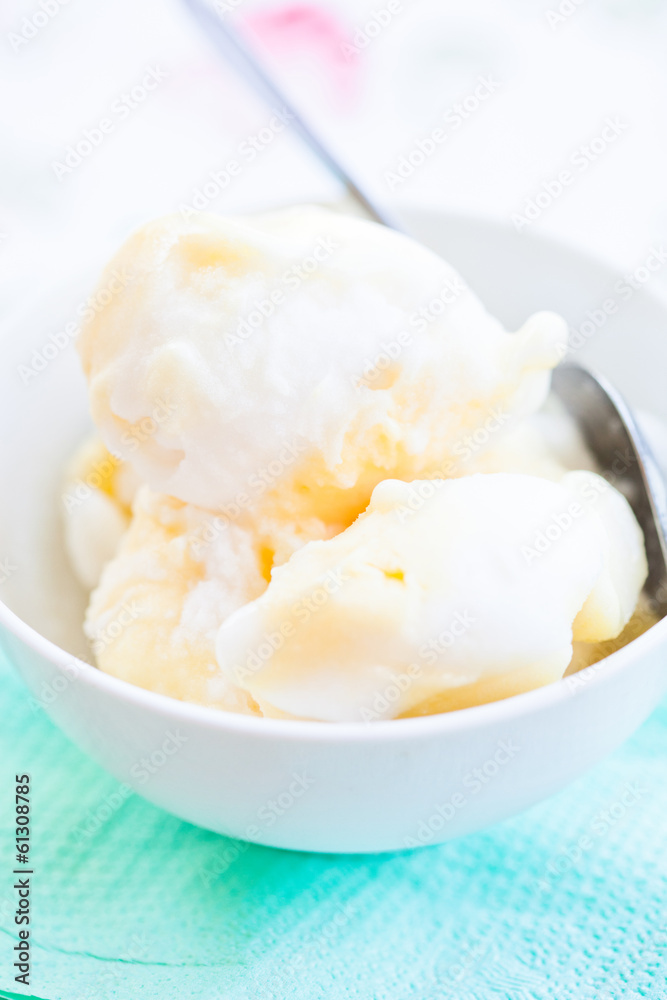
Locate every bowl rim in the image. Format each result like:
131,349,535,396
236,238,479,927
1,597,667,744
2,208,667,745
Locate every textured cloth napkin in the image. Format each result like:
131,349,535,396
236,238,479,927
0,644,666,1000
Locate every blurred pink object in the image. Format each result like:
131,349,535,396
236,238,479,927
243,3,360,105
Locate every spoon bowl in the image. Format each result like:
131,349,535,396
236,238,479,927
552,362,667,615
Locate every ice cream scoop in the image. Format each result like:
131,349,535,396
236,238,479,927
215,471,647,722
77,208,566,526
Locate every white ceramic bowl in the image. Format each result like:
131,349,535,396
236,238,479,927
1,209,666,854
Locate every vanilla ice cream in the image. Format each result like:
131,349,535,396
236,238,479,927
69,204,651,722
84,486,265,714
82,478,346,714
214,473,647,722
62,436,140,589
77,207,566,527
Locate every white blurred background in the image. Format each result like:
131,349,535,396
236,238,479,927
3,0,667,332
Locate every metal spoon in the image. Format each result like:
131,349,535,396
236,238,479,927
552,363,667,616
182,0,667,617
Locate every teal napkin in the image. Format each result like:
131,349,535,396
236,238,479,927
1,646,666,1000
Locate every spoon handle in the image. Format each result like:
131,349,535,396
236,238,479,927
181,0,399,229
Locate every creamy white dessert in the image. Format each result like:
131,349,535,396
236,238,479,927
214,473,646,721
65,206,650,722
83,486,265,715
77,207,566,526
